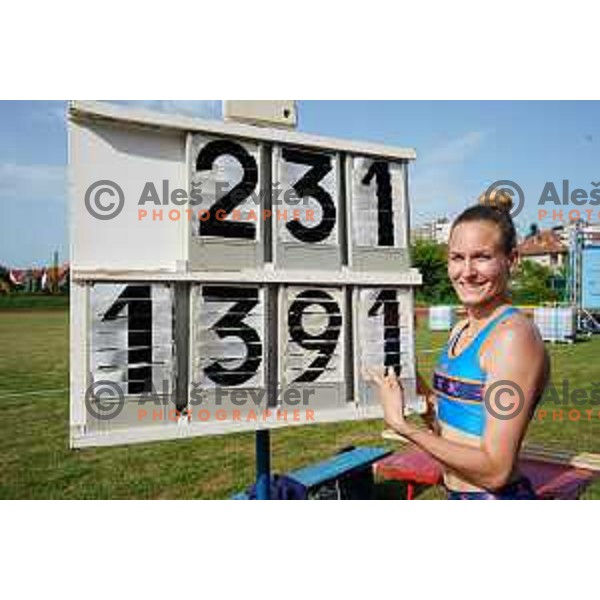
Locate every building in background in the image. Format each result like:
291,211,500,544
411,217,451,244
552,221,600,247
518,229,568,270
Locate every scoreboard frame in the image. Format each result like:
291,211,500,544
69,100,422,448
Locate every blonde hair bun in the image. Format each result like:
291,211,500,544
478,188,514,216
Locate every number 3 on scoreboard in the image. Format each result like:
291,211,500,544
193,285,265,389
275,147,339,245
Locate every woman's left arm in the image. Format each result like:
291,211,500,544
375,321,547,490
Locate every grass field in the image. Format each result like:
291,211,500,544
0,293,69,311
1,309,599,499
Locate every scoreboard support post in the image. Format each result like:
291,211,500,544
255,429,272,500
235,102,293,501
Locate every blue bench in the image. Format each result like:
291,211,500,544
232,446,392,499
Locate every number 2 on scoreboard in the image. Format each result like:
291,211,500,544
193,138,259,240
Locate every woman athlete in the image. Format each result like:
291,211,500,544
367,191,549,499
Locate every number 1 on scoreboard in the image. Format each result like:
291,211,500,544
354,287,417,413
347,156,409,271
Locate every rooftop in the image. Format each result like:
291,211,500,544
519,230,568,256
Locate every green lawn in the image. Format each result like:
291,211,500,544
0,293,69,310
1,309,599,499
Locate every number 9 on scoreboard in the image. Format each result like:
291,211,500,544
279,285,347,415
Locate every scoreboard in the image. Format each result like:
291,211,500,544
69,100,422,448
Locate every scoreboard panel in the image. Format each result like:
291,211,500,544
347,155,411,271
279,285,347,415
188,134,265,271
69,101,421,448
69,118,186,271
272,145,342,270
190,284,268,416
87,282,175,433
353,287,418,416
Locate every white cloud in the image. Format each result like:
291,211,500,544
0,103,220,206
30,101,68,125
0,162,66,202
411,130,490,224
419,130,489,169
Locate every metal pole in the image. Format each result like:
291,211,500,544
226,102,294,501
255,429,271,500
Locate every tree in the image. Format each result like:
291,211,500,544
527,223,539,239
411,240,457,305
511,259,560,305
0,266,8,294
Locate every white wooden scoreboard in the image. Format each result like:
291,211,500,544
69,100,423,448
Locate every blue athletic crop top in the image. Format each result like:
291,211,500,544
433,306,519,437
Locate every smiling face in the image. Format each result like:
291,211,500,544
448,220,517,309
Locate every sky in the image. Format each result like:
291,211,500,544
1,100,600,266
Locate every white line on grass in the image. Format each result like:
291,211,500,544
0,387,68,399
